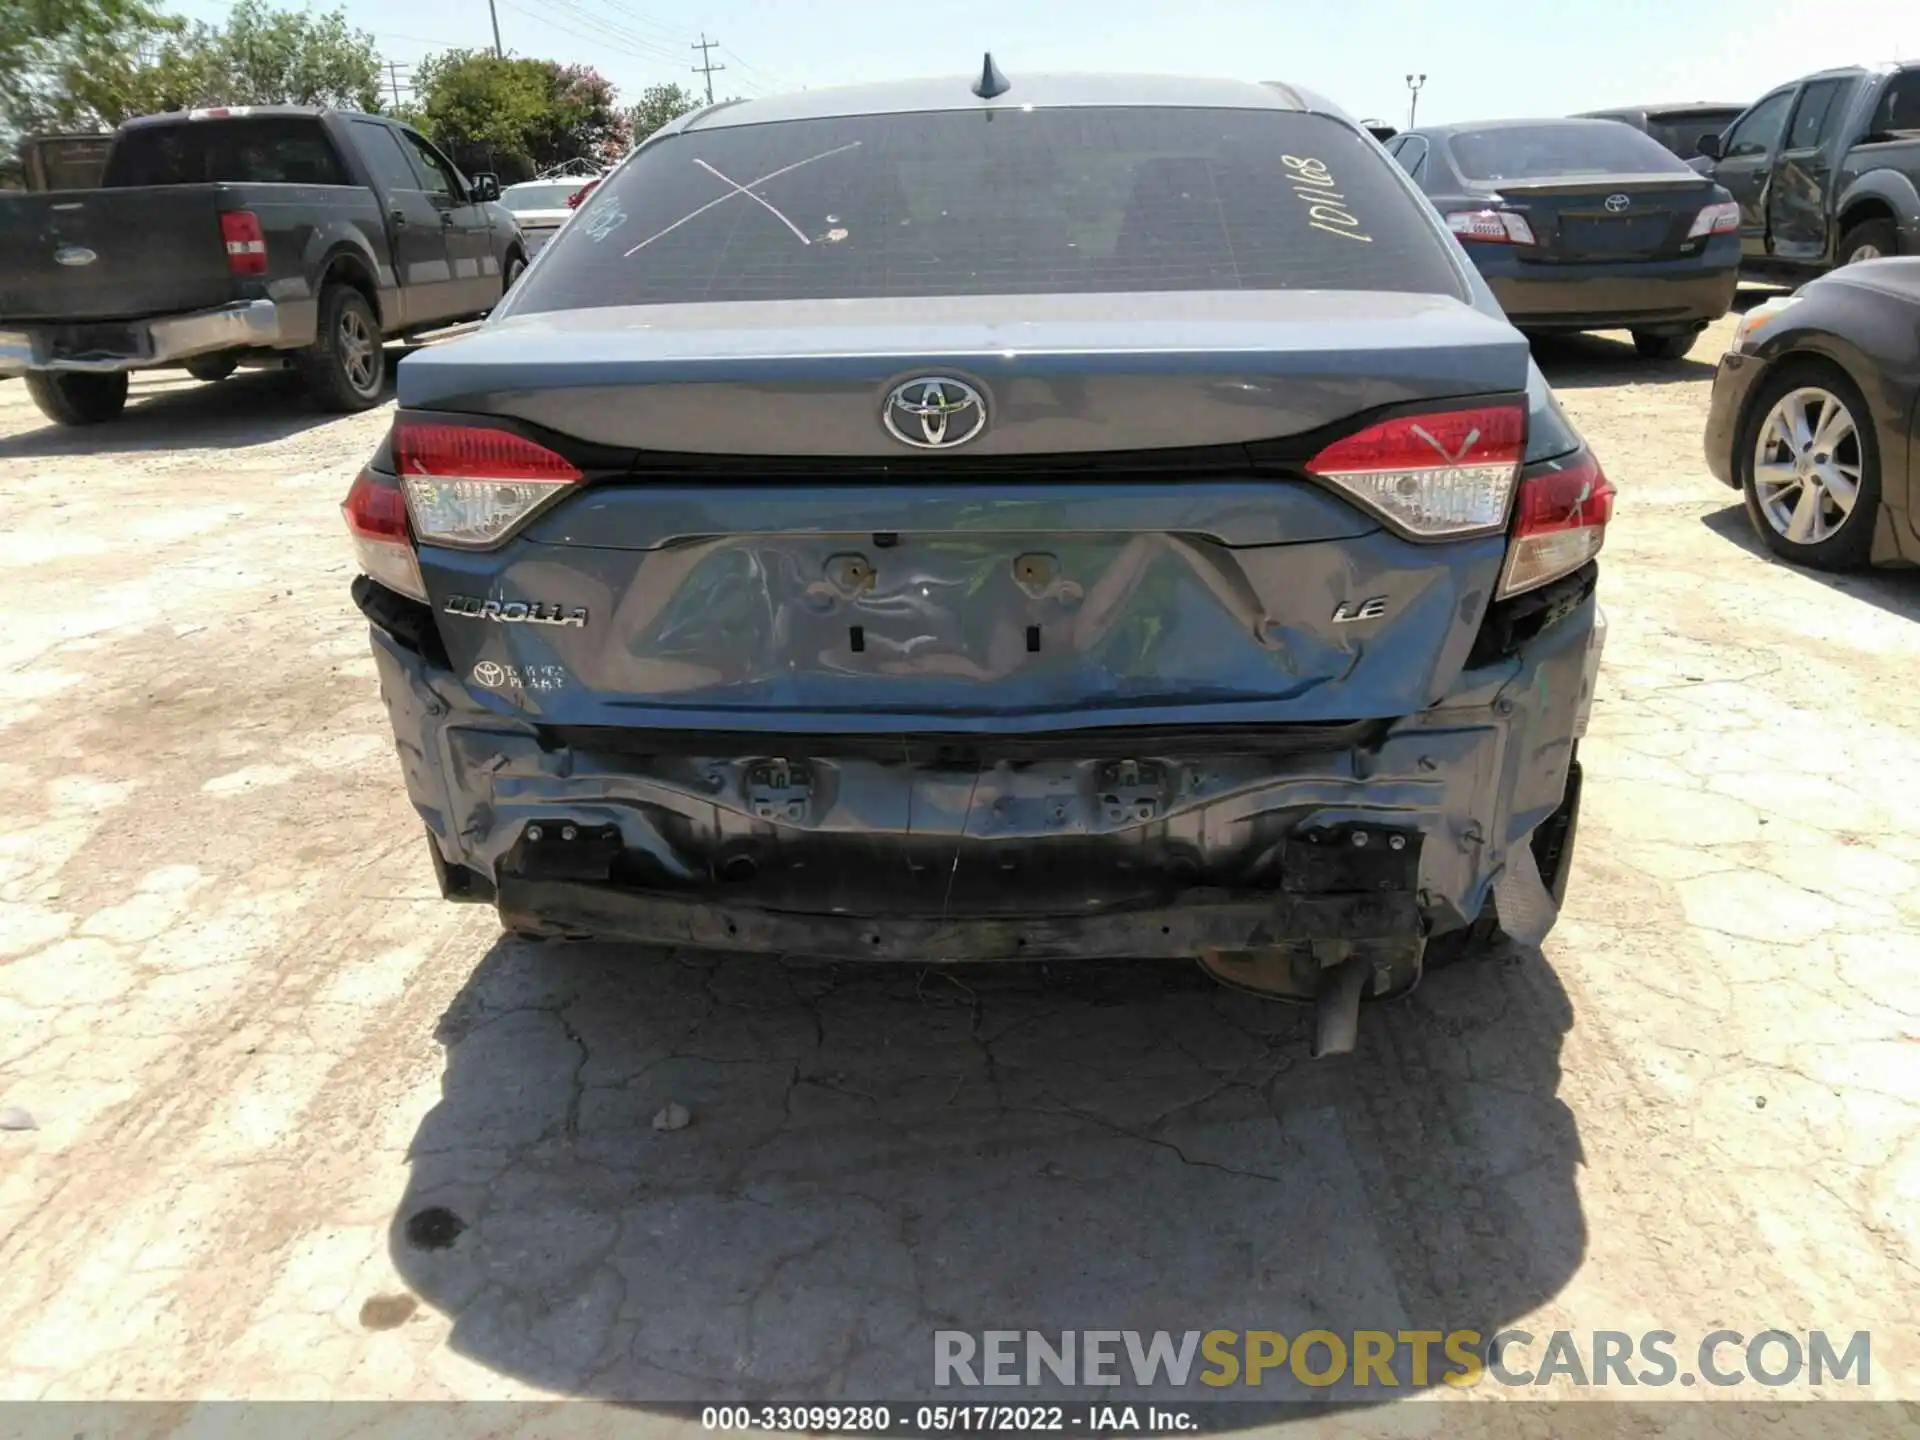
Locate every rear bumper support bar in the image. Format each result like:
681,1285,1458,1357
496,877,1421,962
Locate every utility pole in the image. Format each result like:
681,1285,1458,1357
488,0,503,58
691,33,725,105
385,61,410,108
1405,73,1427,129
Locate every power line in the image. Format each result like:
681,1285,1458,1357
691,32,724,105
508,0,688,68
497,0,680,68
720,45,783,94
541,0,687,64
596,0,692,44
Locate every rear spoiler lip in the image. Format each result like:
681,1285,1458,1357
1467,171,1714,198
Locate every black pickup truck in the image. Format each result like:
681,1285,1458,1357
1696,63,1920,274
0,106,527,425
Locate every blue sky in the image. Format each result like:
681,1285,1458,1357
166,0,1913,127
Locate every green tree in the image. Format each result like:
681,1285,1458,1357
412,49,549,158
0,0,178,136
531,62,630,165
145,1,382,113
627,82,700,144
4,0,383,133
413,51,631,171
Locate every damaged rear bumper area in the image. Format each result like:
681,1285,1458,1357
366,579,1601,998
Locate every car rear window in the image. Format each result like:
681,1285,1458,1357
1450,121,1694,181
1645,110,1743,159
507,107,1464,313
106,117,351,187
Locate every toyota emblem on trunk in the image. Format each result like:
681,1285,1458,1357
883,376,988,450
1604,194,1631,213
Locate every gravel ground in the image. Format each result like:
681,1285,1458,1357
1,313,1917,1433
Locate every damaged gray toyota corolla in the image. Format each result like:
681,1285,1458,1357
344,69,1611,1055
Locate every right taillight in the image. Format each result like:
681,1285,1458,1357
220,210,267,276
1687,200,1740,238
1306,403,1526,536
393,420,583,547
1446,209,1537,245
342,468,427,601
1499,450,1616,598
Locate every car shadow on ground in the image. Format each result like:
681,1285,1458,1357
0,360,393,457
1529,331,1717,390
1531,286,1791,392
389,938,1584,1421
1701,501,1920,623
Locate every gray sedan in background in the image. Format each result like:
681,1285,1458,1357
1387,118,1742,357
1705,258,1920,569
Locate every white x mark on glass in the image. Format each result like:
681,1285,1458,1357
622,141,864,257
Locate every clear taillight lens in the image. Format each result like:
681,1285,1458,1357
341,469,427,600
1446,209,1536,245
393,421,583,547
1687,200,1740,238
1498,450,1616,598
1306,404,1526,536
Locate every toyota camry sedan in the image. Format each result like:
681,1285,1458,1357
343,67,1612,1055
1705,258,1920,569
1388,117,1741,358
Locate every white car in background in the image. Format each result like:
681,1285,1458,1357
496,178,592,255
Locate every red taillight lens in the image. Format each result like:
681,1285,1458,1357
566,180,599,208
1499,450,1615,597
1446,209,1536,245
1306,404,1526,535
392,420,583,547
342,468,427,600
220,210,267,276
394,422,582,481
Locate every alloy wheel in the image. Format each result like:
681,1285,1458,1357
340,308,379,395
1751,386,1862,545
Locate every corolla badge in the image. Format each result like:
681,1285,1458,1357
883,376,988,450
444,595,586,627
1604,194,1631,213
54,246,97,267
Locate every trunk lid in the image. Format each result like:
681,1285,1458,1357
1470,173,1717,262
402,289,1529,732
399,289,1527,452
0,186,238,322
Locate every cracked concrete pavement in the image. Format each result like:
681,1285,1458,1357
1,315,1918,1430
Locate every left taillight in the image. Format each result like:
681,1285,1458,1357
1687,200,1740,238
392,420,583,547
342,469,427,601
1446,209,1536,245
1498,450,1615,598
220,210,267,276
1305,403,1526,536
